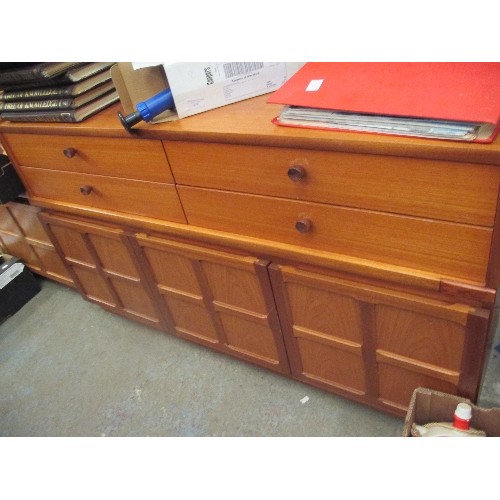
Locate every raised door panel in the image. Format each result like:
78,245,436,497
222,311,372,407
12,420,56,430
373,304,489,410
200,258,282,361
269,264,490,416
39,213,162,329
0,204,20,235
376,306,465,372
87,232,139,278
377,364,458,409
43,219,119,308
6,203,52,244
270,268,367,396
33,245,74,285
202,259,270,314
134,233,290,374
48,222,95,264
163,295,220,343
87,231,160,325
138,245,203,295
297,338,366,393
109,278,159,322
218,313,280,361
0,202,73,286
72,266,116,306
0,231,40,268
135,242,219,343
285,281,364,343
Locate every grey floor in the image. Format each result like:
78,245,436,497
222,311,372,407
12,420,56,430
1,276,499,437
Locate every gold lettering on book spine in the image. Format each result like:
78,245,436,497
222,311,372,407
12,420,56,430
25,89,62,98
3,99,68,111
6,88,66,100
25,100,59,109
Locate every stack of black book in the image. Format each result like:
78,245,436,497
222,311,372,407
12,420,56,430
0,62,119,123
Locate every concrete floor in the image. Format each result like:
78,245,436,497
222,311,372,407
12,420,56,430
1,276,499,437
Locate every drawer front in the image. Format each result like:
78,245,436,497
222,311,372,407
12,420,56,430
178,186,492,283
20,166,186,223
165,141,500,226
3,133,174,183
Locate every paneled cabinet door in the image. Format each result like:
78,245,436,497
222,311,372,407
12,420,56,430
132,233,290,375
269,264,491,416
39,212,163,330
0,202,73,287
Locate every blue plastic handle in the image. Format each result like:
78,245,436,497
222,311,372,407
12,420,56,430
136,88,175,122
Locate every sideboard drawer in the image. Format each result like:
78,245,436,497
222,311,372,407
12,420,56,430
165,141,500,226
19,166,186,223
178,186,492,283
3,133,174,183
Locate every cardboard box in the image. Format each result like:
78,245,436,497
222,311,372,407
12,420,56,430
0,253,40,323
111,62,304,123
402,387,500,437
111,63,175,123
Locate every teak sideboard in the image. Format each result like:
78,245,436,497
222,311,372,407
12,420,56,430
1,95,499,417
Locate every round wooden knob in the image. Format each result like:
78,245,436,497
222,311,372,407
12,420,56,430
287,165,306,181
63,147,77,158
79,185,93,195
295,218,312,233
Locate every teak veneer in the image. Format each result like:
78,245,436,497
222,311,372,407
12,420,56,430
1,94,499,417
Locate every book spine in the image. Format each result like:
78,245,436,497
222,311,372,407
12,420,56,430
0,98,74,112
0,67,41,85
0,111,75,122
0,87,73,101
0,63,80,85
65,62,113,82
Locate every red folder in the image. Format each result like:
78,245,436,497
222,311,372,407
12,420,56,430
267,62,500,143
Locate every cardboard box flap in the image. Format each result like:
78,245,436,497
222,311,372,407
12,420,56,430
110,63,176,123
403,387,500,437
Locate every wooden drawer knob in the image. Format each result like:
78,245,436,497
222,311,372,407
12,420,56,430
63,147,77,158
287,165,306,181
295,218,312,233
79,185,93,196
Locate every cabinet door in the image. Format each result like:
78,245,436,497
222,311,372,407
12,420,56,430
0,202,73,287
269,264,491,416
39,212,163,330
133,233,290,375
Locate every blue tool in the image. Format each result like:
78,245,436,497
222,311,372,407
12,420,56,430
118,88,175,133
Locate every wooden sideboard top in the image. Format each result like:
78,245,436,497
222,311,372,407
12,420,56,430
1,94,500,165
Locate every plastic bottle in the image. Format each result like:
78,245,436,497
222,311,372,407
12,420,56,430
412,403,486,437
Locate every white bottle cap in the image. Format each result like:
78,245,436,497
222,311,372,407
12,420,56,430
455,403,472,420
